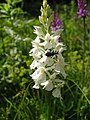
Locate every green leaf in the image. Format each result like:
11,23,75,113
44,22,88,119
6,0,12,4
12,0,22,6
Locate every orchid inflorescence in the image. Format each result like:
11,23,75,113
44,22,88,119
77,0,88,18
29,0,66,98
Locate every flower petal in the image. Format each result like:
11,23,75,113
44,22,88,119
41,80,53,91
52,88,61,98
33,83,39,89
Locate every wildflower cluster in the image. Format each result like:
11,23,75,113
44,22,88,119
30,0,66,98
77,0,88,18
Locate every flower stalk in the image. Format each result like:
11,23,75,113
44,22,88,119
82,16,86,81
77,0,88,81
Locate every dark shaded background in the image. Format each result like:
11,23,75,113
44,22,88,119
0,0,90,17
0,0,76,17
22,0,77,17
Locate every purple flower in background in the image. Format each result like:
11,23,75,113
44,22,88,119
51,12,62,32
77,0,88,18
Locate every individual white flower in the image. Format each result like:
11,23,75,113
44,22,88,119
32,36,40,46
40,33,52,49
52,80,65,98
30,59,39,69
45,33,50,40
50,39,57,49
54,79,65,88
39,16,43,24
45,57,54,66
51,35,60,45
57,52,64,61
58,46,66,53
55,59,66,79
33,83,39,89
29,37,44,58
30,67,46,84
34,26,44,37
39,55,47,63
37,55,47,67
44,41,52,49
55,43,65,51
41,80,53,91
41,73,56,91
30,47,42,58
52,87,61,98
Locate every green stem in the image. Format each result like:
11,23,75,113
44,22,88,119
82,16,86,82
60,96,65,120
67,78,90,104
1,31,5,53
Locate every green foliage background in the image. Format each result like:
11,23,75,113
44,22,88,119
0,0,90,120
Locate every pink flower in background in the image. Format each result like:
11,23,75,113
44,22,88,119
77,0,88,18
51,12,62,32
